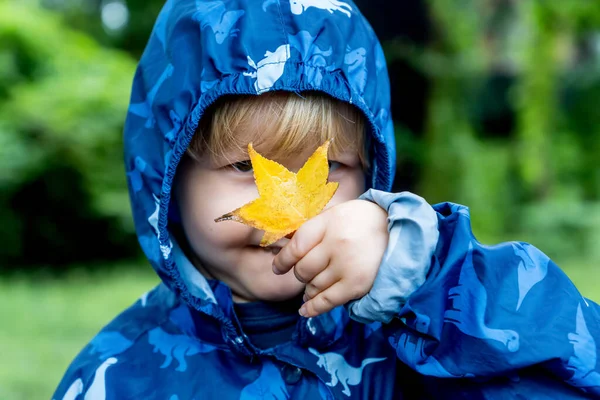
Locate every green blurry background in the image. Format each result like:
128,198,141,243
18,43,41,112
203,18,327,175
0,0,599,398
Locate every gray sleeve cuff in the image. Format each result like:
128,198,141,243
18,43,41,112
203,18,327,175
346,189,439,324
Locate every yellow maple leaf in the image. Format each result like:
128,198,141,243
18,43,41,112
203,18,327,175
215,140,339,246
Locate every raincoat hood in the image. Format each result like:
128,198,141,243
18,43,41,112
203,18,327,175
123,0,395,312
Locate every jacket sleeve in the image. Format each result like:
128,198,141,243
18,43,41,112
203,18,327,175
346,189,439,324
351,189,600,397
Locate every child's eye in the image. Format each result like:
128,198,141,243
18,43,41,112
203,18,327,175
230,160,253,173
328,161,343,173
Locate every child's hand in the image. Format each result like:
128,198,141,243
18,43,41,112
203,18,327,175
272,199,388,318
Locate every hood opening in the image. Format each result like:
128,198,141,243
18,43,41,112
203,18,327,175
123,0,396,334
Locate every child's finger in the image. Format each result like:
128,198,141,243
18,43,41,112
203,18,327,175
299,281,348,318
293,244,331,284
303,269,338,301
272,214,327,275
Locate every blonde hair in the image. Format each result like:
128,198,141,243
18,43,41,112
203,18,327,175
187,91,368,168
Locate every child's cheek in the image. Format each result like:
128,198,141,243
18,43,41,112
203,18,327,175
186,203,254,253
327,170,366,208
210,218,255,248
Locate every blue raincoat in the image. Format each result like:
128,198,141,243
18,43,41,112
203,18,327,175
53,0,600,398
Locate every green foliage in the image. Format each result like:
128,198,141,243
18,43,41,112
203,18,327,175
0,2,139,266
42,0,166,58
397,0,600,261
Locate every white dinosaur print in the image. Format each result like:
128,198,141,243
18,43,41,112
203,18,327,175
565,303,600,395
244,44,290,94
309,348,385,396
307,317,317,335
57,378,83,400
138,290,150,307
289,0,352,18
148,193,173,259
171,240,218,303
55,358,117,400
84,357,117,400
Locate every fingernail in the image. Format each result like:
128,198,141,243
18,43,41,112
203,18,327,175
302,294,308,302
299,306,307,317
272,263,280,275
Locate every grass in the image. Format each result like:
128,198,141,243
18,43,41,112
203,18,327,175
0,263,158,400
0,261,598,399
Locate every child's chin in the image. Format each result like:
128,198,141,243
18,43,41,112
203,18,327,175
255,284,304,303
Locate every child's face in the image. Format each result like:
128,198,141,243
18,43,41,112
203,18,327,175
176,139,366,303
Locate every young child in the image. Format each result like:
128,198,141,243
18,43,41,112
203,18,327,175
53,0,600,399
